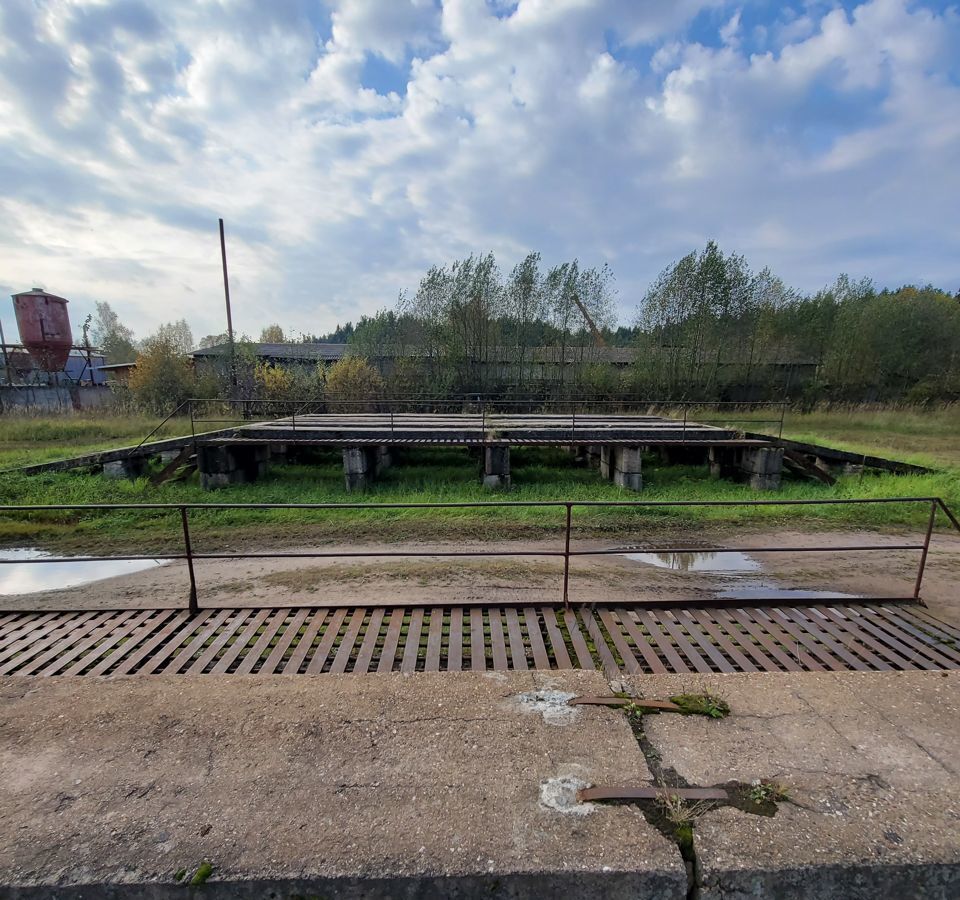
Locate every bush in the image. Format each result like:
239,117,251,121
325,356,384,412
128,338,194,415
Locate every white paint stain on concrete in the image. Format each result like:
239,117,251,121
515,689,579,725
539,775,594,815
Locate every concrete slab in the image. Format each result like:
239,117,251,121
622,671,960,899
0,671,685,899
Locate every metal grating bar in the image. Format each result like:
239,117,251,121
0,603,957,677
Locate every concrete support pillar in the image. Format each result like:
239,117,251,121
483,446,511,490
158,449,182,465
599,446,613,480
199,445,269,490
343,447,376,491
612,446,643,491
709,447,736,480
374,445,392,476
268,443,288,462
736,447,784,491
103,456,147,480
571,445,588,466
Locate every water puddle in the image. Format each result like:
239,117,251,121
717,585,859,601
623,550,760,574
0,549,169,595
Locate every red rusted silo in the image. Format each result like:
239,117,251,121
12,288,72,372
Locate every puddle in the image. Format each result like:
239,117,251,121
0,549,169,595
623,550,761,574
717,585,860,601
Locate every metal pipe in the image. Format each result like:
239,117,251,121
180,506,199,615
562,502,572,609
218,218,237,398
913,499,937,601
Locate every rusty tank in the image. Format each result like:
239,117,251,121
11,288,72,371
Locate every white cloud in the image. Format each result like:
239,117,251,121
0,0,957,346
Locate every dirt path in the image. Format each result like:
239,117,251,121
3,527,959,627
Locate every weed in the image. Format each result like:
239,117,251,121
669,693,731,718
173,868,186,882
189,862,214,886
747,779,790,804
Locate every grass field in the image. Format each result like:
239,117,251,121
0,407,957,554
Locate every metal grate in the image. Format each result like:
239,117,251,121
1,603,958,677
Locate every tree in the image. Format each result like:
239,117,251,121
90,301,137,364
260,324,286,343
198,333,229,349
324,356,385,411
128,336,194,414
143,320,194,356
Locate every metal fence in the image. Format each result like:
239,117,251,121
2,496,957,614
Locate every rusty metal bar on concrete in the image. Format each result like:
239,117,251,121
567,696,683,711
578,786,729,802
180,506,199,615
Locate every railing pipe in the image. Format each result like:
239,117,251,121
180,506,199,615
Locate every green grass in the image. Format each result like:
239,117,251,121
1,444,957,554
696,403,960,469
0,414,195,470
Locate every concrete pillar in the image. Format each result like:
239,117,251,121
103,456,147,479
709,447,736,480
198,445,269,490
343,447,376,491
375,445,392,476
483,446,511,490
736,447,784,491
158,449,182,465
599,446,613,480
612,446,643,491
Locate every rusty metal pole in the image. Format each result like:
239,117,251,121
562,502,572,609
779,401,786,439
180,506,199,615
190,400,197,458
912,499,937,603
218,218,237,400
682,406,687,443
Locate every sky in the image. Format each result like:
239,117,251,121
0,0,958,346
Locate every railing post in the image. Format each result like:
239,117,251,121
390,409,395,437
682,406,687,443
571,408,576,443
779,401,786,439
562,502,572,610
912,499,937,602
189,400,197,458
180,506,199,615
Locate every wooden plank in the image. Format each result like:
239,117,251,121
87,610,180,676
503,607,528,671
3,611,121,676
470,608,486,671
710,608,779,671
137,611,217,675
780,606,872,671
162,608,234,674
33,611,141,677
859,606,960,668
183,609,253,675
488,608,508,670
523,607,550,670
400,607,424,673
542,607,573,669
353,607,384,674
562,609,595,670
424,609,444,672
741,606,825,671
674,610,737,673
683,609,756,672
758,608,843,671
813,606,915,670
446,607,463,671
61,609,157,676
329,608,367,674
596,608,641,675
112,611,193,676
260,608,311,674
616,608,669,674
633,610,690,674
0,612,94,666
210,608,272,674
377,609,403,673
305,607,348,674
234,609,291,675
0,613,58,650
580,608,619,676
722,607,801,672
657,612,713,673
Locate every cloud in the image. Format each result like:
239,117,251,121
0,0,957,345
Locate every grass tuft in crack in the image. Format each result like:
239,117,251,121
669,693,731,718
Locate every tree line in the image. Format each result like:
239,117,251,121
92,242,960,413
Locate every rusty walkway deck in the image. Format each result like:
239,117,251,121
2,602,958,678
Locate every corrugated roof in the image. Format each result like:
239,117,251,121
192,343,348,360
